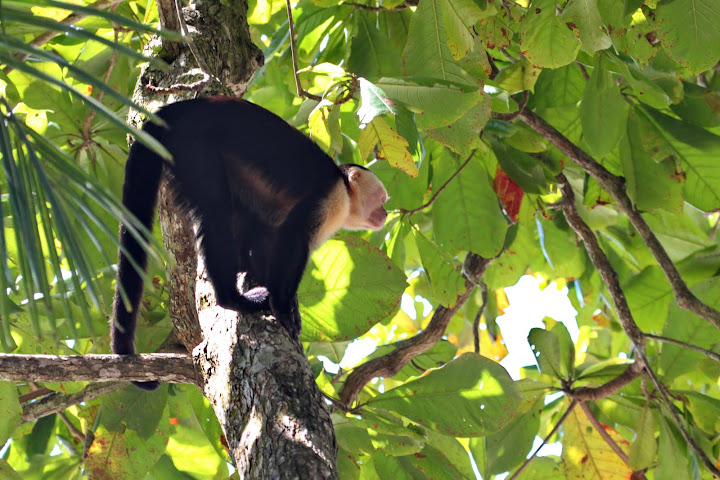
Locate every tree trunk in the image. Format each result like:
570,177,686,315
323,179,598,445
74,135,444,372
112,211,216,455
130,1,338,477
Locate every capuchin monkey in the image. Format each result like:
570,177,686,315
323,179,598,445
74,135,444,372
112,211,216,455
111,97,388,390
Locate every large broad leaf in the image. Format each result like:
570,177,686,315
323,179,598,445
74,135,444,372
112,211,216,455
659,278,720,382
367,353,523,437
518,0,581,68
432,150,507,257
0,383,21,447
375,77,484,130
624,266,673,332
561,0,612,53
655,413,691,480
358,116,417,176
402,0,475,85
563,400,632,480
441,0,495,59
628,404,657,471
656,0,720,74
413,230,467,307
348,12,406,80
641,107,720,211
580,55,629,157
298,236,406,341
426,93,491,155
472,395,543,476
528,323,575,379
620,110,683,213
357,78,399,126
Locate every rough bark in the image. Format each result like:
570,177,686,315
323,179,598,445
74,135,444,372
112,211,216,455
127,1,339,477
0,353,194,384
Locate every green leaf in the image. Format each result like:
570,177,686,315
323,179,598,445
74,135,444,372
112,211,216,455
620,110,683,213
494,60,542,93
299,236,406,341
561,0,612,53
533,63,585,109
0,461,21,480
641,107,720,211
432,150,507,257
624,267,673,332
441,0,489,59
678,390,720,434
413,230,467,307
375,77,484,130
659,278,720,382
628,404,656,471
357,78,398,125
402,0,475,85
0,382,21,446
518,0,582,68
656,0,720,74
367,353,523,437
101,386,169,440
527,323,574,379
426,93,491,156
479,395,543,475
348,12,406,79
370,451,414,480
655,412,690,480
580,55,629,157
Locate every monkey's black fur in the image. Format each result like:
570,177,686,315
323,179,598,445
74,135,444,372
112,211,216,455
111,98,372,391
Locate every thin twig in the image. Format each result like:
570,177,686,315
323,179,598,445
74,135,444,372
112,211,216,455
522,110,720,330
58,411,86,444
284,0,323,102
22,383,126,424
492,90,530,122
473,282,488,354
400,150,476,216
342,1,414,11
19,387,53,404
645,334,720,363
508,399,577,480
579,401,630,465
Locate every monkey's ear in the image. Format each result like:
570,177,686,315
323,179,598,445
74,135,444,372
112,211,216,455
347,166,362,183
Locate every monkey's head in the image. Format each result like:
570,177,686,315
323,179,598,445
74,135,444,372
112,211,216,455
343,165,388,231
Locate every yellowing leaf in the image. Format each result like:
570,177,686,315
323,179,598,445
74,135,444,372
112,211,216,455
562,401,632,480
359,117,418,177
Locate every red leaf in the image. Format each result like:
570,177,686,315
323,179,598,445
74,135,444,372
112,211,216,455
493,166,524,222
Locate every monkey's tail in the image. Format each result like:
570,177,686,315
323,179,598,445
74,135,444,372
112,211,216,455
111,122,165,391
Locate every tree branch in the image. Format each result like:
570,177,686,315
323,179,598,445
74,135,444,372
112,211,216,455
400,151,475,216
0,353,196,384
645,334,720,363
338,253,492,407
555,173,720,478
522,110,720,330
579,402,635,470
572,361,644,401
22,382,126,424
556,174,645,349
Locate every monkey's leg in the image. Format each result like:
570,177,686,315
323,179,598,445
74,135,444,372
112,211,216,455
199,221,267,313
264,226,310,340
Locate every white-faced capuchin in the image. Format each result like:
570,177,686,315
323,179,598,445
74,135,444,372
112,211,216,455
111,97,388,390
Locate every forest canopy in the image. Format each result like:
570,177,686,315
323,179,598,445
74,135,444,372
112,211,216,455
1,0,720,478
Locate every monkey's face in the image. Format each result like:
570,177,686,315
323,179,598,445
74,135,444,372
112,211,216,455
344,168,388,231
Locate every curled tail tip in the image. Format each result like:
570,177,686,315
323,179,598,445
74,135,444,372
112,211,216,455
132,380,161,391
